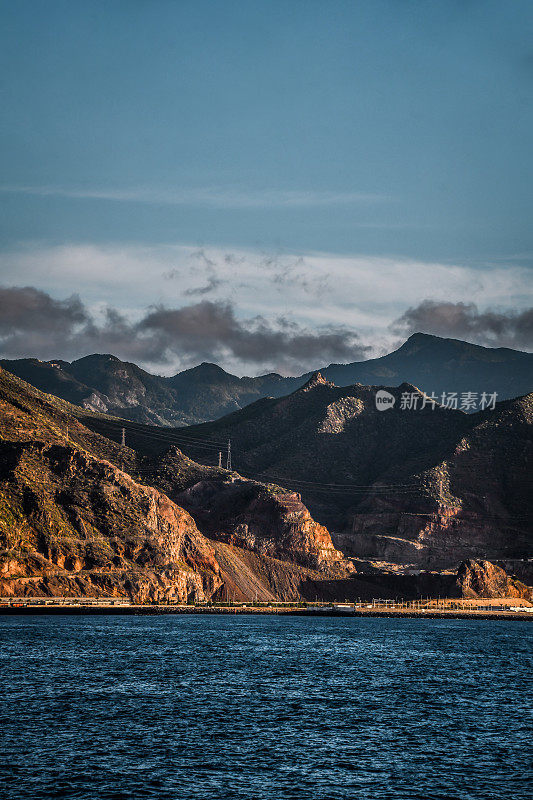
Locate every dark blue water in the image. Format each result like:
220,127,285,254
0,616,531,800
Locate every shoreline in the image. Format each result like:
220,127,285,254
1,604,532,620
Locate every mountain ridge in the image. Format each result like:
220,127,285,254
0,366,354,602
1,366,531,601
2,332,532,426
136,379,533,569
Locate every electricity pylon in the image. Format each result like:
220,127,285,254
226,440,231,471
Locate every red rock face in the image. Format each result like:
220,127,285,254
228,489,345,571
0,441,222,602
173,480,347,572
456,559,533,601
342,505,523,570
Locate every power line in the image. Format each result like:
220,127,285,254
86,421,222,452
83,415,229,447
115,462,532,523
89,421,506,496
81,414,533,524
89,420,429,491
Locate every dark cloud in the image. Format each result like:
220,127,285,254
140,300,368,367
0,286,88,333
0,286,90,358
0,286,368,372
392,300,533,350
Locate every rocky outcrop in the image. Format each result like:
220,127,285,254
0,440,222,602
338,506,528,570
299,371,333,392
456,559,533,601
173,478,346,572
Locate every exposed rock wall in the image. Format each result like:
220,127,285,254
456,559,533,601
0,440,222,602
174,479,346,572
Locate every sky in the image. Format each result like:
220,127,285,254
0,0,532,375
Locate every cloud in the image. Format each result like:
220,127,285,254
183,249,225,296
392,300,533,350
0,184,389,209
0,241,531,371
140,301,368,367
0,286,91,358
0,286,88,334
184,275,223,296
0,286,157,364
0,287,368,373
261,253,331,297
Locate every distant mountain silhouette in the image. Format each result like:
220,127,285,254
2,333,532,425
320,333,533,399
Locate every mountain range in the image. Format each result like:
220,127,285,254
79,372,533,571
0,366,352,602
2,332,532,426
2,365,531,602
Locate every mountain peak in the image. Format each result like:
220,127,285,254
197,362,230,376
300,371,333,391
405,332,438,344
72,353,121,363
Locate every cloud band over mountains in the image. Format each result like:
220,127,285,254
0,286,368,372
1,284,532,376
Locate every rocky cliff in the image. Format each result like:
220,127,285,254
456,559,532,601
0,367,351,601
174,478,344,571
0,367,220,600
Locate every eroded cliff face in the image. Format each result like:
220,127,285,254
173,478,346,572
456,559,533,601
0,440,222,602
338,396,533,568
339,505,525,570
0,368,350,602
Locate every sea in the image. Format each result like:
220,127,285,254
0,615,531,800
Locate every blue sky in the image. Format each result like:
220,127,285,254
0,1,532,374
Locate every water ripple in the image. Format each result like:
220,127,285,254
0,616,531,799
